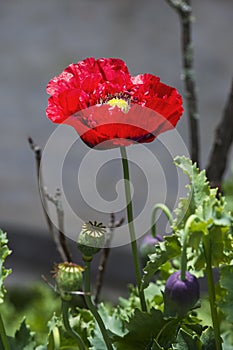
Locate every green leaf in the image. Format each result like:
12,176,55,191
173,157,233,273
223,168,233,213
8,319,36,350
142,235,181,288
174,156,210,205
46,314,61,350
98,303,125,337
0,230,12,303
218,265,233,322
89,303,125,350
200,327,216,350
172,328,202,350
221,331,233,350
113,308,167,350
173,156,210,230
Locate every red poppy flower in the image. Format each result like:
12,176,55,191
46,57,183,149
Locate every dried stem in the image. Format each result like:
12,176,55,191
94,213,124,305
206,78,233,188
44,188,72,262
165,0,200,165
28,137,55,238
28,137,72,262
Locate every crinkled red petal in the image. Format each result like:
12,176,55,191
46,58,184,149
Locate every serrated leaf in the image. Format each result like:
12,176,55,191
89,304,124,350
174,156,210,205
200,327,216,350
173,157,233,273
113,308,167,350
173,156,210,230
0,230,12,303
98,303,125,337
142,235,181,288
218,265,233,322
172,328,202,350
8,318,36,350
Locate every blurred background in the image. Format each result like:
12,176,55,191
1,0,233,299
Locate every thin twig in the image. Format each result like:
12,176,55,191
44,188,72,262
28,137,72,262
206,78,233,189
28,137,55,238
165,0,200,165
94,213,124,305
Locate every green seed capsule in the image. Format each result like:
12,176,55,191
77,221,106,260
54,262,84,300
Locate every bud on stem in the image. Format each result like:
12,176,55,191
164,271,200,318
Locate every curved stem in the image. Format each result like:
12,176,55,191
62,300,86,350
0,313,9,350
120,146,147,312
203,235,222,350
151,203,173,237
84,261,113,350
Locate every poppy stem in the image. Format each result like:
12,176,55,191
62,300,86,350
180,214,198,281
151,203,173,238
203,235,223,350
120,146,147,312
83,261,113,350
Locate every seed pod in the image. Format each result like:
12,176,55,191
54,262,84,300
164,271,200,317
77,221,106,260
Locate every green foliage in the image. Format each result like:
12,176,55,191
223,168,233,213
174,156,233,272
173,156,210,231
218,265,233,323
0,229,12,303
0,283,61,343
172,328,202,350
1,156,233,349
113,308,168,350
200,327,217,350
142,235,181,288
8,319,36,350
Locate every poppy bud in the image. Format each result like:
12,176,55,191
140,234,163,266
164,271,200,317
54,262,84,300
77,221,106,260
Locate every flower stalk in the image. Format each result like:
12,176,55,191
151,203,173,238
62,300,86,350
203,235,222,350
180,214,197,281
120,146,147,312
83,260,113,350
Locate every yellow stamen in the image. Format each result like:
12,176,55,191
107,98,129,113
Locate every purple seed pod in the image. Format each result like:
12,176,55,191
140,234,163,266
164,271,200,317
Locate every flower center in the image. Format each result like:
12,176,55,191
107,97,129,113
